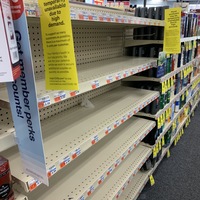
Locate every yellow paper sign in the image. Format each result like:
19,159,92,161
164,8,181,54
38,0,79,90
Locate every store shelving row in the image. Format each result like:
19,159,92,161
124,36,200,48
118,94,200,200
1,87,159,193
124,56,199,83
25,2,164,27
14,118,154,200
86,87,199,200
0,57,157,110
151,84,200,148
136,73,200,119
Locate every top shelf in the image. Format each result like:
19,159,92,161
26,2,164,27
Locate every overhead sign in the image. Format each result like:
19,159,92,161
6,0,48,185
38,0,79,90
164,8,181,54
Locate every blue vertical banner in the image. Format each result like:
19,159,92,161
6,0,48,185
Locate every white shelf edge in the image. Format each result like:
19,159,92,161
123,57,199,84
180,36,199,43
124,40,163,47
25,2,164,27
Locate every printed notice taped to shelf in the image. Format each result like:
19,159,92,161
164,8,181,54
6,0,48,186
38,0,79,90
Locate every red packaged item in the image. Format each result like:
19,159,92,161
0,156,14,200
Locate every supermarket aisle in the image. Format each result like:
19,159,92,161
138,105,200,200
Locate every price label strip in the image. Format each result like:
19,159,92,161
54,91,66,103
47,165,57,178
38,95,51,109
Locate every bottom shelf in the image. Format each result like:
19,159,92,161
118,98,200,200
14,190,27,200
88,145,152,200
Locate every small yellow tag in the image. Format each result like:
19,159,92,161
194,40,197,48
153,147,157,158
162,137,165,146
167,149,170,158
174,139,177,146
150,175,155,186
182,94,185,101
167,79,171,90
163,113,166,123
171,77,173,86
159,141,162,151
157,117,161,129
162,82,165,94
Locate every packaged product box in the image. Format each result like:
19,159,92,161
0,156,14,200
0,0,20,83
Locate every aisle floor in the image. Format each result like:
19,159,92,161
137,105,200,200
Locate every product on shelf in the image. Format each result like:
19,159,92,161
181,12,198,38
0,156,14,200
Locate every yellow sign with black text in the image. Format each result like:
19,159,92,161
164,8,181,54
38,0,79,90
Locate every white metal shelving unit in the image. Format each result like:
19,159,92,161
1,2,200,200
118,92,200,200
1,87,159,192
12,117,155,200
